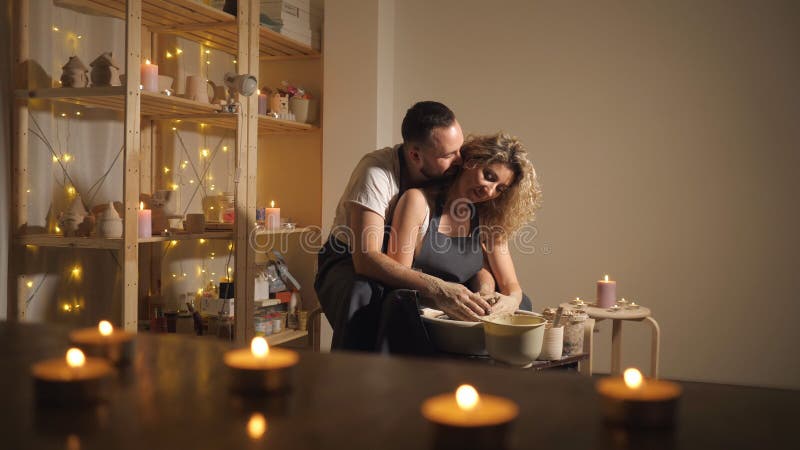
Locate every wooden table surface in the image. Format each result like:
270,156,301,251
1,322,795,450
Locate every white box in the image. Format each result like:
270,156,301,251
262,0,310,28
280,27,312,46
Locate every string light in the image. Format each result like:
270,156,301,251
228,243,233,251
171,183,179,190
200,149,210,158
163,166,170,174
209,185,216,191
71,265,82,280
76,111,81,116
66,186,76,196
170,240,178,246
52,155,59,162
52,26,60,32
60,113,67,117
222,146,228,152
171,273,177,278
180,161,188,169
62,153,73,162
55,225,61,233
199,239,206,244
165,51,174,59
176,48,183,55
26,281,34,288
189,180,195,184
205,49,211,54
172,127,177,131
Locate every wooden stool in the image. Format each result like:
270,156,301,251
561,302,661,378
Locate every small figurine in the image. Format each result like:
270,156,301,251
60,56,89,87
97,201,123,238
58,196,88,236
90,52,121,87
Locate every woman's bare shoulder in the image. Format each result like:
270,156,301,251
396,188,431,223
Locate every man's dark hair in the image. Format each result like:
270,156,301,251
401,101,456,146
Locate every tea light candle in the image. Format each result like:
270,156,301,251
32,348,114,406
265,200,280,230
141,59,158,92
597,274,617,308
69,320,135,367
224,337,299,394
257,89,268,115
596,368,682,428
421,384,518,450
138,201,152,238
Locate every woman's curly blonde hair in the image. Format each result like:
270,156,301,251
460,132,542,240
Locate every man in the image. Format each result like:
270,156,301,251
315,101,493,351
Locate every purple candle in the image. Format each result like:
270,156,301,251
597,274,617,307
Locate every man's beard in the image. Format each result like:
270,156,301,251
420,164,459,182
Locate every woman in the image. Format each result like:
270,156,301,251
378,132,542,353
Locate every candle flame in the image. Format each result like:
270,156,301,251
624,368,643,389
140,201,145,210
251,337,269,358
247,412,267,440
98,320,113,336
455,384,480,411
604,274,609,282
270,200,275,208
145,59,151,65
66,348,86,368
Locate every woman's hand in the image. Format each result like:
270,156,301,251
487,292,521,316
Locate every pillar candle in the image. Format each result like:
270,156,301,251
138,201,152,238
141,60,158,92
597,274,617,308
257,89,268,115
265,200,280,230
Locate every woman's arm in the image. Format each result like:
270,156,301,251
484,238,524,313
385,188,429,268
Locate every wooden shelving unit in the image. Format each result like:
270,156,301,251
9,0,321,348
54,0,320,59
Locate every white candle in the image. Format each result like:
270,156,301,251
257,89,268,115
141,59,158,92
138,201,152,238
265,200,280,230
597,274,617,308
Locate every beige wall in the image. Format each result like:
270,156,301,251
324,0,800,387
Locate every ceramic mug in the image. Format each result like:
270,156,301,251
184,75,213,103
184,213,206,234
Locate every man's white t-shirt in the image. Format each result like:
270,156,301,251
330,145,402,247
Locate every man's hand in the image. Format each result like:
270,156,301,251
429,281,492,321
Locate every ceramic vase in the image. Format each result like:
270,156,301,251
97,202,123,238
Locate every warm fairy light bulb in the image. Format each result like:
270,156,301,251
61,113,67,117
76,111,81,116
176,48,183,55
165,51,173,58
251,337,269,358
209,185,216,191
233,59,237,64
26,281,33,288
228,243,233,251
71,265,81,278
52,155,59,162
66,348,85,368
205,49,211,54
172,127,177,131
163,166,170,173
52,26,60,32
55,225,62,233
624,368,644,389
189,180,195,184
62,153,72,162
455,384,480,411
170,240,178,246
171,183,179,191
62,303,71,312
222,146,228,152
200,148,210,158
247,412,267,440
199,239,206,244
66,186,75,197
98,320,113,336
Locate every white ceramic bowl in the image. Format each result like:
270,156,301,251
483,314,548,367
420,309,542,356
421,310,486,355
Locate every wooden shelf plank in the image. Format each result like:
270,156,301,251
16,234,123,250
55,0,320,59
139,232,234,243
266,329,308,346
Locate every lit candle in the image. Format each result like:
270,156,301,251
138,201,152,238
69,320,135,367
596,368,682,428
421,384,518,450
264,200,280,230
141,59,158,92
247,412,267,441
32,348,114,406
257,89,268,115
224,337,299,394
596,274,617,308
